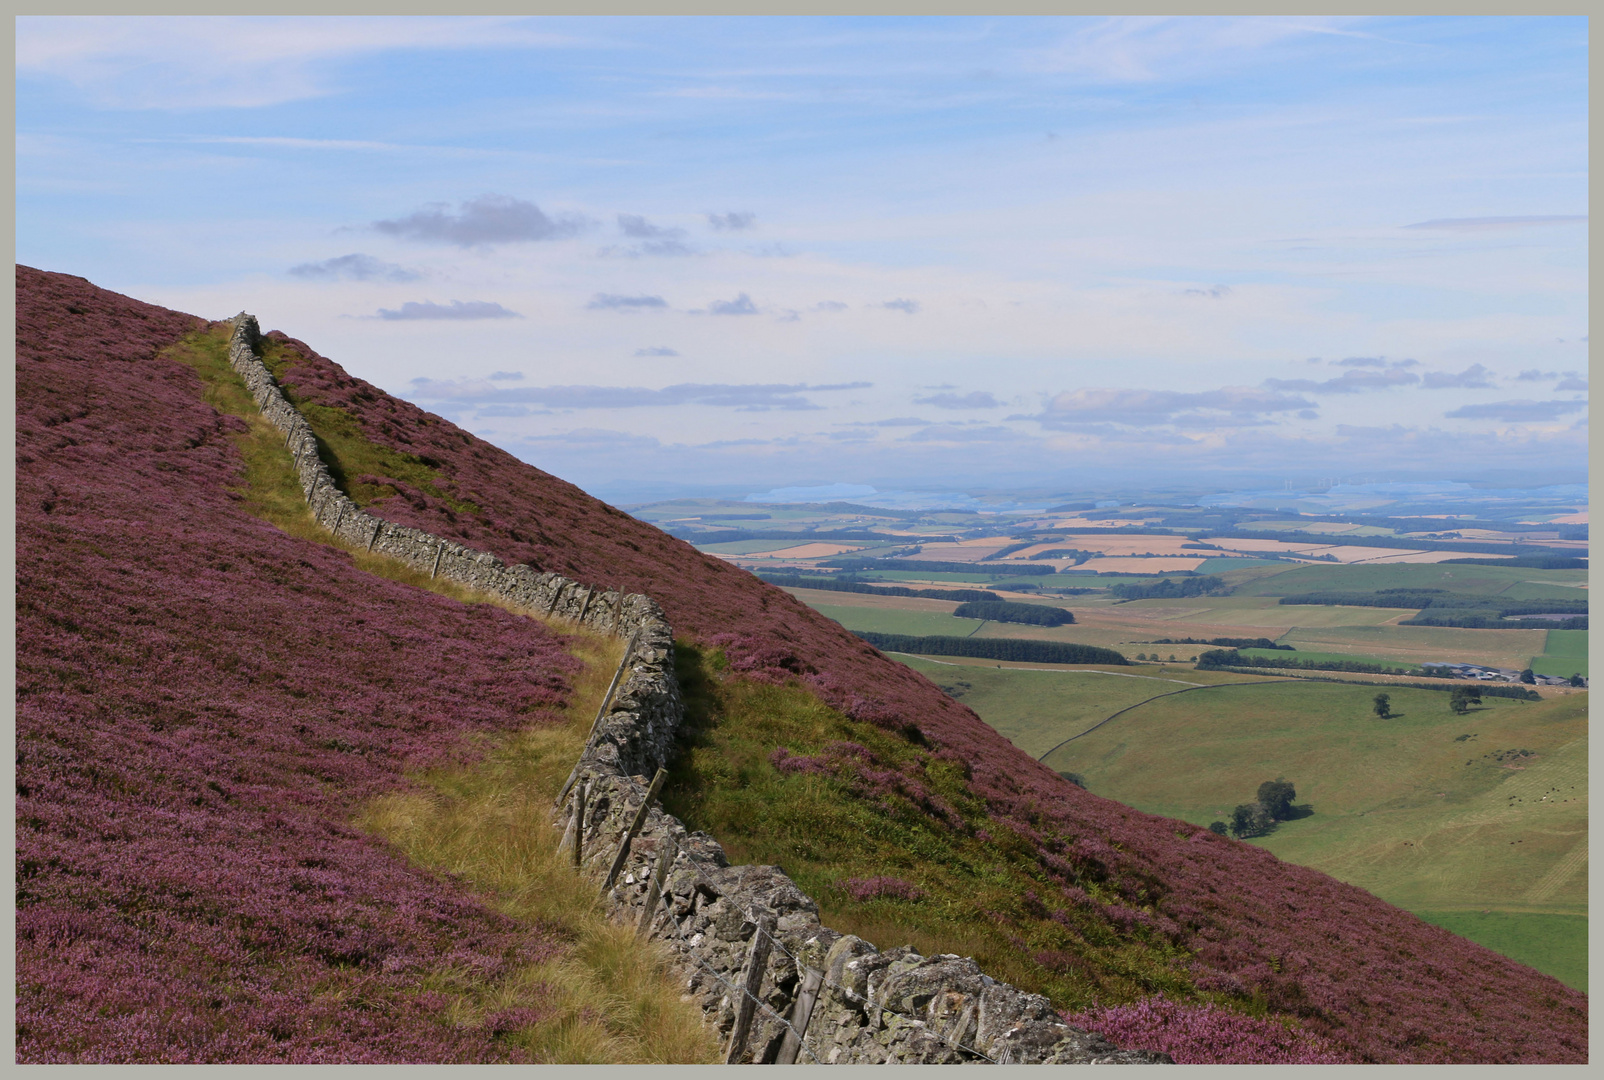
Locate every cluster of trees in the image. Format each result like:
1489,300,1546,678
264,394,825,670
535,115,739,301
1107,575,1226,602
1443,556,1588,570
854,631,1128,666
1209,779,1298,839
1149,636,1293,650
1199,529,1577,558
1402,613,1588,630
980,540,1040,561
1375,687,1496,717
1196,649,1419,677
1279,590,1588,631
951,600,1074,626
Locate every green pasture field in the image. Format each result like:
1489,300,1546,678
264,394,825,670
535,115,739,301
1532,629,1588,679
1411,910,1587,993
1280,624,1549,671
1499,579,1591,602
1231,561,1588,598
893,656,1265,760
1041,682,1587,986
1194,557,1303,573
805,601,982,638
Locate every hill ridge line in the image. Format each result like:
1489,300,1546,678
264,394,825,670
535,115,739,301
222,313,1169,1066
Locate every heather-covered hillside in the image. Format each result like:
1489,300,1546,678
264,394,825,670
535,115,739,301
16,268,1588,1063
16,268,589,1061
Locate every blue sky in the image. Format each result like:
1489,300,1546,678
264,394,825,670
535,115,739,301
17,15,1587,502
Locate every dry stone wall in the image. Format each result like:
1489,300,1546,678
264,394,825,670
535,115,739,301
224,314,1169,1065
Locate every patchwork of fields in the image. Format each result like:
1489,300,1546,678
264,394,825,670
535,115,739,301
783,559,1588,992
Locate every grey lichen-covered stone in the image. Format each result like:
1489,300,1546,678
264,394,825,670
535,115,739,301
225,312,1171,1066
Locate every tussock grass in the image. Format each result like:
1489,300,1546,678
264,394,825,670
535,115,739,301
163,324,718,1063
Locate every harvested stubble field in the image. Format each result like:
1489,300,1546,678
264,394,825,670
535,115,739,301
893,658,1276,760
1281,624,1550,672
788,587,1542,669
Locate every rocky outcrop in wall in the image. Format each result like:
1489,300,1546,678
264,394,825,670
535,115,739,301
224,314,1169,1065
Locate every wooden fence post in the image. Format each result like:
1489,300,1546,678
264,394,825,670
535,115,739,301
430,543,445,579
367,521,382,552
571,780,589,870
575,585,597,623
331,501,345,534
611,584,624,628
725,911,777,1064
602,767,667,892
556,629,641,804
636,837,677,939
775,967,824,1065
543,581,570,617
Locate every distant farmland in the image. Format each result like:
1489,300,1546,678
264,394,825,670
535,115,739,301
1037,682,1588,991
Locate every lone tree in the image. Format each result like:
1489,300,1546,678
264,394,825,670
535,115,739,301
1257,778,1297,821
1449,686,1483,715
1230,802,1273,838
1568,673,1586,687
1518,668,1536,685
1372,692,1392,719
1207,821,1228,836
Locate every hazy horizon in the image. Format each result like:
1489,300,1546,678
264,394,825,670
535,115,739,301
18,15,1587,500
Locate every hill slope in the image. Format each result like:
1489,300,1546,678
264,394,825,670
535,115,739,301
15,268,1587,1063
15,269,698,1062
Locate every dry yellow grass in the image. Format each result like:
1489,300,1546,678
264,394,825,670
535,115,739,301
358,629,721,1064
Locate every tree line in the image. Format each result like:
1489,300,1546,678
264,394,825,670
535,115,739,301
1195,649,1421,677
1107,575,1227,601
854,631,1128,666
951,600,1074,626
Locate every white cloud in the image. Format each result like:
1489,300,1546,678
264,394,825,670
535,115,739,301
16,15,578,109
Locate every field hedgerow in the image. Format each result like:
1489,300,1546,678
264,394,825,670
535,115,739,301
17,267,1589,1064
